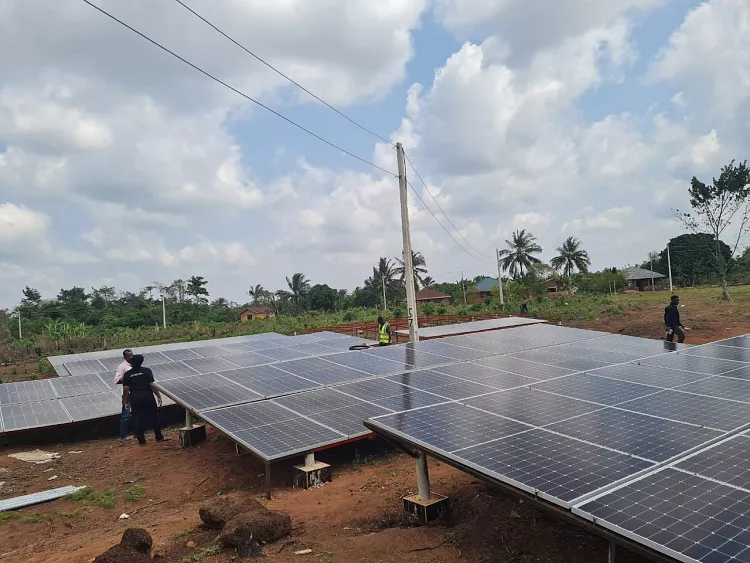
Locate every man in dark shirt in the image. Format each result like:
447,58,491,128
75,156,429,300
123,355,166,446
664,295,685,343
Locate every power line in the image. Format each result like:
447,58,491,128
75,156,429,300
81,0,397,178
406,179,484,263
404,150,489,260
171,0,395,147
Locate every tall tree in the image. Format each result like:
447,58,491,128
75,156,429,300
371,257,397,309
21,286,42,306
170,279,187,303
248,284,268,305
186,276,209,304
286,273,311,309
421,276,435,288
497,229,543,280
550,237,591,280
675,160,750,300
395,251,428,289
308,284,338,311
658,234,732,286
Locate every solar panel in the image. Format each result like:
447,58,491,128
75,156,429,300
156,373,263,411
402,340,496,361
231,419,345,461
273,357,368,385
431,362,539,389
386,370,498,400
0,399,71,431
676,435,750,490
396,317,545,338
182,356,241,373
50,373,111,398
683,344,750,364
306,402,391,438
218,366,320,398
147,361,200,381
161,348,203,362
335,378,447,412
677,376,750,403
510,349,613,371
189,345,234,357
140,351,174,365
453,429,654,506
97,356,127,371
465,387,604,427
617,389,750,432
273,388,364,416
255,347,312,362
323,351,408,375
548,343,643,364
0,380,57,405
61,392,122,421
370,402,533,453
63,359,106,376
574,468,750,563
201,401,299,433
442,336,524,355
473,355,574,380
214,351,275,368
722,366,750,381
363,346,456,369
585,363,710,389
720,336,750,349
547,408,722,462
639,353,747,376
532,373,659,406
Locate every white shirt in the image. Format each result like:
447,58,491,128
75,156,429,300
114,360,131,384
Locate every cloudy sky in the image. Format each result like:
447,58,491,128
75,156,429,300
1,0,748,307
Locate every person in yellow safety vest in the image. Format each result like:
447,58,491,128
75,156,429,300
377,316,392,346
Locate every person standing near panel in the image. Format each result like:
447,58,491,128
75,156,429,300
664,295,686,343
377,316,392,347
123,355,166,446
114,349,134,443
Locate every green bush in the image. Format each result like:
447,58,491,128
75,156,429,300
436,306,447,315
342,311,357,322
421,303,435,316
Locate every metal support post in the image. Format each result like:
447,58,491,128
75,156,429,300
185,409,193,430
396,142,419,343
416,451,431,501
495,249,505,305
265,461,272,500
608,541,617,563
667,244,673,292
305,452,315,466
162,296,167,328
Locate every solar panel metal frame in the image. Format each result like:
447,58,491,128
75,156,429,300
50,373,111,399
61,391,123,422
0,399,72,432
154,373,264,412
0,379,57,405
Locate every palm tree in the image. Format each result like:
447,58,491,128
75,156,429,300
497,230,543,280
395,251,428,289
421,276,435,288
248,284,267,305
286,273,311,309
372,257,396,309
550,237,591,280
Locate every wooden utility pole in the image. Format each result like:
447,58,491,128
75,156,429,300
396,143,419,342
495,249,505,305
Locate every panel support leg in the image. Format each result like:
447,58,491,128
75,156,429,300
416,451,431,501
608,541,617,563
265,461,272,500
294,451,331,489
179,409,205,448
185,409,193,430
305,452,315,466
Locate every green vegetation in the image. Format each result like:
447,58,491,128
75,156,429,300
125,485,145,502
23,513,48,523
66,487,117,508
0,511,14,523
182,544,222,562
54,507,88,519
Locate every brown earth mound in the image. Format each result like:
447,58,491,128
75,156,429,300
94,528,153,563
220,510,292,547
199,496,264,530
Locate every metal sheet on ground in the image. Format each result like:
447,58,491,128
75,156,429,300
574,468,750,563
0,486,87,512
0,399,72,431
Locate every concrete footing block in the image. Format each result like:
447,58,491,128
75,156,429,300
179,425,206,448
403,493,449,523
293,461,332,489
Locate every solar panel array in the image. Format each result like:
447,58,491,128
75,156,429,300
395,316,545,338
366,334,750,563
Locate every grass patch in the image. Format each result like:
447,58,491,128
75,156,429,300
54,507,88,519
66,487,117,508
125,485,145,502
0,511,15,523
23,513,49,524
182,544,222,562
175,528,193,539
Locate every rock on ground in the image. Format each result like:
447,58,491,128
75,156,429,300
94,528,153,563
220,510,292,547
199,496,264,530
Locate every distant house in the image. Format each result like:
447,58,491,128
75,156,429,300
415,288,451,304
239,306,274,321
545,279,566,293
475,277,499,298
623,266,666,291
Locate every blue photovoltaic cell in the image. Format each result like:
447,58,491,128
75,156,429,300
361,387,447,412
547,407,722,462
61,392,122,422
400,340,494,361
182,356,241,373
63,359,106,376
586,363,709,389
576,468,750,563
682,344,750,364
255,347,311,362
218,366,320,398
721,366,750,381
273,388,363,416
201,401,299,433
473,355,574,380
532,373,658,406
617,389,750,432
465,387,603,427
231,419,344,461
217,352,275,368
364,346,456,369
306,402,392,438
721,336,750,349
97,356,127,371
677,435,750,491
443,336,523,355
639,353,747,376
156,373,263,411
161,348,203,362
146,361,200,381
510,349,614,371
275,358,368,385
431,362,538,389
50,373,111,398
323,351,407,375
189,345,235,358
677,376,750,403
453,429,654,505
370,402,533,453
385,371,498,400
0,380,57,406
0,399,72,431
